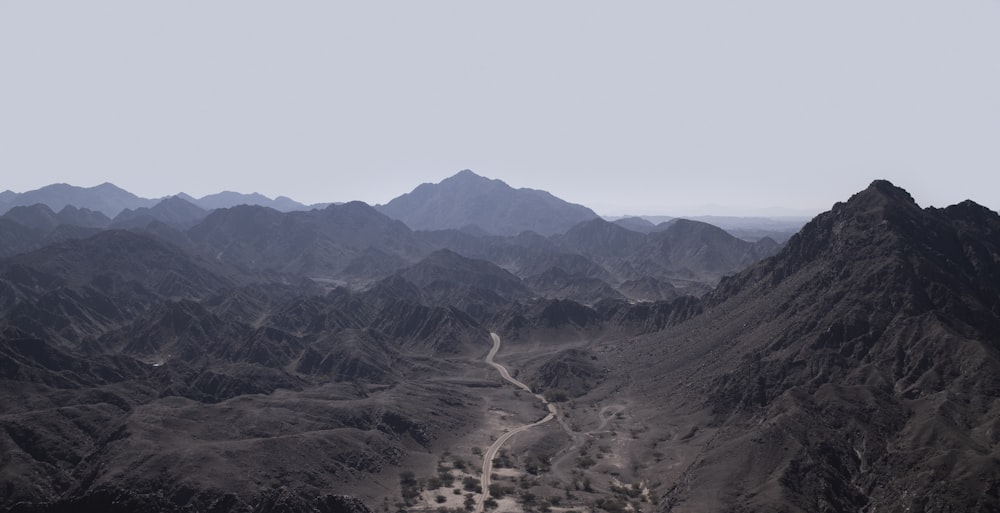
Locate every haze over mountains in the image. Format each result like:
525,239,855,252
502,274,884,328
0,171,783,301
376,170,601,236
0,183,327,219
1,170,807,242
1,173,997,513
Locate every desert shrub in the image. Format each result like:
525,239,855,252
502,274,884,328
596,498,627,513
544,389,569,402
489,483,514,498
462,476,481,493
400,471,421,500
493,449,513,468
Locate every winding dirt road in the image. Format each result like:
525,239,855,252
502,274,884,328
474,333,556,513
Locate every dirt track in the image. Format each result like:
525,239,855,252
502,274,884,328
474,333,556,513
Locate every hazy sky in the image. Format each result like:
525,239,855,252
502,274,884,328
2,2,998,216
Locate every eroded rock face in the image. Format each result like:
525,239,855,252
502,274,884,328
628,181,1000,512
0,230,485,512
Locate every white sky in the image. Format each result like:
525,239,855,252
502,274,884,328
1,1,998,216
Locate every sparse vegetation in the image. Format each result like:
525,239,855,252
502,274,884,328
462,476,481,493
524,455,550,475
595,498,628,513
400,471,422,502
493,448,513,468
489,483,514,498
544,389,569,402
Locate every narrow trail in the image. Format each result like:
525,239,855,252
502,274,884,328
474,333,556,513
547,402,628,483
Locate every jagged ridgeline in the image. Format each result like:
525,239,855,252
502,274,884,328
1,176,997,512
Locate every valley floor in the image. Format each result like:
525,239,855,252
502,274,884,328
391,332,688,513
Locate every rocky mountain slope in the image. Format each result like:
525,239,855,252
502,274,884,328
624,181,1000,512
0,228,489,512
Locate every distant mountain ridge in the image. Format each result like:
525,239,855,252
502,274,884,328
0,182,156,217
3,174,808,241
376,169,600,236
0,184,328,217
1,175,786,301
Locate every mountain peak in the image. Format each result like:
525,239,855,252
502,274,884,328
452,169,484,180
94,182,128,192
838,179,920,217
712,180,982,305
438,169,506,189
378,170,598,235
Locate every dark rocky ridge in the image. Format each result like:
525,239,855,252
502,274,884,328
627,180,1000,512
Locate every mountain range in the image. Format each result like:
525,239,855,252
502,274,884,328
0,174,782,302
1,176,997,513
2,171,804,243
0,183,328,218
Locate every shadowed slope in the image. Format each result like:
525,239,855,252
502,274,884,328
631,181,1000,512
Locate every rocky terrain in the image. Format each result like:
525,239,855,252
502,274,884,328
1,177,997,513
